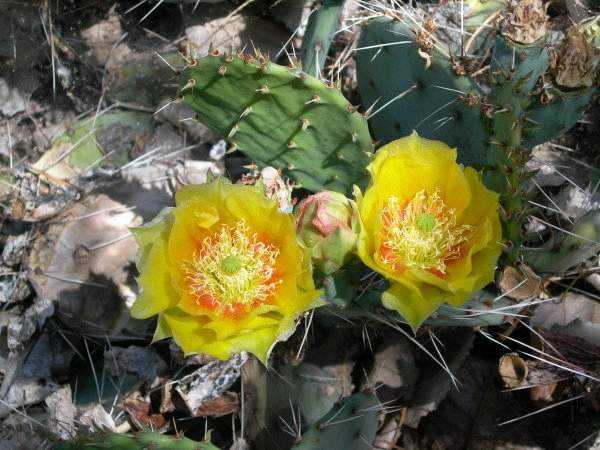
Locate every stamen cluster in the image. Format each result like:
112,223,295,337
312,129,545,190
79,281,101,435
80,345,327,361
185,221,280,312
379,190,471,274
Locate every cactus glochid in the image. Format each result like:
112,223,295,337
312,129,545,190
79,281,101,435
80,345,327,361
179,50,373,194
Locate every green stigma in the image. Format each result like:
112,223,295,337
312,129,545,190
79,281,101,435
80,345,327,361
220,255,242,275
416,213,436,232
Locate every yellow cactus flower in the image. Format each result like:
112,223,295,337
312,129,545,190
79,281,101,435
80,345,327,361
130,178,323,363
355,132,502,330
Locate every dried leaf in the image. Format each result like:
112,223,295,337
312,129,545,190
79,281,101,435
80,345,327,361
498,353,528,388
194,391,239,417
499,265,542,300
122,392,167,430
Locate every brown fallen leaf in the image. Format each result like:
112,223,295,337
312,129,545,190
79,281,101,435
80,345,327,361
530,382,558,402
122,392,167,430
499,265,543,300
499,353,528,389
194,391,239,417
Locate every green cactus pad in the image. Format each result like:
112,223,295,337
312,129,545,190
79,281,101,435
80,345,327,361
291,392,380,450
301,0,346,78
526,209,600,274
53,431,220,450
487,35,551,157
180,52,373,193
523,87,594,147
356,17,488,165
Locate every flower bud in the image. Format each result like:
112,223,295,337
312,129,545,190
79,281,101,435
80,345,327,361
296,191,358,275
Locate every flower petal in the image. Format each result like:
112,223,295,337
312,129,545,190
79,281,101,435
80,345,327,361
131,207,173,269
134,178,323,363
382,282,448,331
131,237,179,319
153,315,172,341
367,132,471,214
160,307,214,353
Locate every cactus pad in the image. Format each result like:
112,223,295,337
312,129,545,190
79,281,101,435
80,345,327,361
53,431,219,450
356,17,488,165
291,392,380,450
180,52,373,193
301,0,345,78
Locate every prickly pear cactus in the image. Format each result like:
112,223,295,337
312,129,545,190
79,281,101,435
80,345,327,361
291,392,380,450
53,431,219,450
180,51,373,194
301,0,346,77
356,16,488,165
356,2,596,165
526,209,600,274
356,0,597,259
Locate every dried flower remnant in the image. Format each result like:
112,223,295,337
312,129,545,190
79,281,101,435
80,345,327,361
553,28,600,88
502,0,548,45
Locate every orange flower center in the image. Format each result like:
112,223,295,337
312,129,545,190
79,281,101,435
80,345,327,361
379,190,471,275
185,221,280,313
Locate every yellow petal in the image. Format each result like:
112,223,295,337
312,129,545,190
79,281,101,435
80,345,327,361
131,237,179,319
160,308,214,353
367,132,471,214
382,282,448,331
130,207,173,269
153,315,172,341
175,177,229,206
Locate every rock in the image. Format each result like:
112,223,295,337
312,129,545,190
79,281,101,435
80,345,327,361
2,233,29,266
22,329,74,380
45,386,76,440
6,315,36,353
0,274,30,304
176,160,222,185
80,8,132,68
185,11,290,57
271,0,313,37
104,346,165,383
145,123,184,156
155,100,221,145
0,78,27,117
27,194,147,336
0,376,59,418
